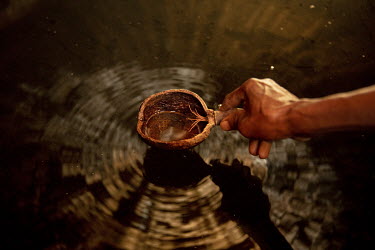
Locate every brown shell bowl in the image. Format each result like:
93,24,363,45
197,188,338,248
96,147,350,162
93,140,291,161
137,89,216,150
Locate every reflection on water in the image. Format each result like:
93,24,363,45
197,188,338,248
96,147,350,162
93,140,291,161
4,63,279,249
6,62,373,249
1,0,375,249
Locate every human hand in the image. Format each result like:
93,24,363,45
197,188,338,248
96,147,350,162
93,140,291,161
219,78,299,158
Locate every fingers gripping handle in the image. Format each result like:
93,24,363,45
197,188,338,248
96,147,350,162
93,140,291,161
214,109,311,142
213,108,240,125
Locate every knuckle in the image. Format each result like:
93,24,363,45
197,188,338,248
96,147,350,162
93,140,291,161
246,78,258,86
244,78,262,93
263,78,277,86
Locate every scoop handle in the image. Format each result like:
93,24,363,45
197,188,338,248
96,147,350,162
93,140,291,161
213,108,241,125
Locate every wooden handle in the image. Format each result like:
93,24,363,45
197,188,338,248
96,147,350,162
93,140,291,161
213,108,241,125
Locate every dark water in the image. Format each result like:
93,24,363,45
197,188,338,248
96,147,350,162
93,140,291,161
1,0,375,249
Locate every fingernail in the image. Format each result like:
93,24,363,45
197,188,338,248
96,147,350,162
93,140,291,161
220,121,230,131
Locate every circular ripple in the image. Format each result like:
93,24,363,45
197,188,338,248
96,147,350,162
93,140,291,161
11,63,270,249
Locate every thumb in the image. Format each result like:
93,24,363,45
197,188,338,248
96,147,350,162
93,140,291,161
220,108,246,131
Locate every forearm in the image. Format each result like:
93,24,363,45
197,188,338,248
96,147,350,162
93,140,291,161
289,85,375,137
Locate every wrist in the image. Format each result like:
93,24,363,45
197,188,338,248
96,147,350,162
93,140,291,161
287,98,316,137
288,95,356,136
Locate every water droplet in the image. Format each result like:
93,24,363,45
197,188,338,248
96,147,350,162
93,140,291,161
280,27,284,31
309,4,315,9
362,54,366,58
270,65,275,70
327,21,332,25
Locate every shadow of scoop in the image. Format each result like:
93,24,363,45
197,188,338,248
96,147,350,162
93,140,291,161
142,147,292,249
210,159,292,250
142,147,212,187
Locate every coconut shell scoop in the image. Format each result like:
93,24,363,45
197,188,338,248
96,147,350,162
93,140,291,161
137,89,234,150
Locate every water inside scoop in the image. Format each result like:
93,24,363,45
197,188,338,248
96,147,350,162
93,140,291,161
145,111,204,142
